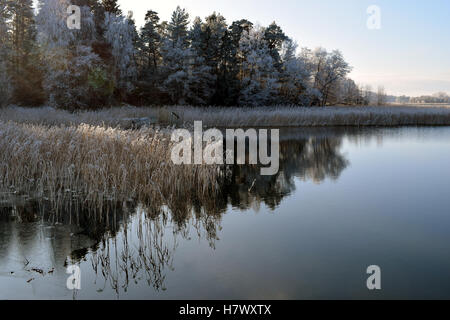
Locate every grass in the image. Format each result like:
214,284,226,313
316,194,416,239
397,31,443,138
2,104,450,127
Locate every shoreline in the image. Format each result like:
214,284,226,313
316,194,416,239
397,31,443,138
2,104,450,128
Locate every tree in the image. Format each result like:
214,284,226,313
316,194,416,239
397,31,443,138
2,4,369,108
9,0,45,105
198,12,228,105
330,78,362,105
159,38,191,104
278,38,311,105
37,0,104,110
377,85,387,106
362,84,373,105
167,6,189,47
215,19,253,106
306,47,352,106
159,6,191,104
264,22,287,71
0,0,12,107
187,17,216,105
104,12,138,97
140,10,161,73
238,26,280,106
101,0,121,15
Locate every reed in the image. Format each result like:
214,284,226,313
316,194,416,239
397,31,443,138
0,121,221,216
2,104,450,127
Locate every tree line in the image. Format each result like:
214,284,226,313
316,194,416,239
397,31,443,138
0,0,377,110
396,92,450,104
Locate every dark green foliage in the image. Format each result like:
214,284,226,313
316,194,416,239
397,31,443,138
88,67,115,107
264,22,288,71
140,10,162,73
101,0,121,15
8,0,45,106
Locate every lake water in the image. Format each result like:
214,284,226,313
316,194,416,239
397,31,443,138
1,126,450,300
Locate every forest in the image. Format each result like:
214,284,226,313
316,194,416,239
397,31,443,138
0,0,377,110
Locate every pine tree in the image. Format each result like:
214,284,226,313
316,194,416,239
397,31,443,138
0,0,12,106
140,10,161,73
9,0,45,105
167,6,189,46
160,6,191,104
187,17,216,105
101,0,121,15
238,26,280,106
198,12,227,105
264,22,287,71
217,19,253,105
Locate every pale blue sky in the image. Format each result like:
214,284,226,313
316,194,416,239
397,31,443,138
116,0,450,96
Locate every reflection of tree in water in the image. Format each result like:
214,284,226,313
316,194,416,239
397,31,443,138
0,132,350,295
219,136,349,210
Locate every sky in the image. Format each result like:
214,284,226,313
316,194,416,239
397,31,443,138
114,0,450,97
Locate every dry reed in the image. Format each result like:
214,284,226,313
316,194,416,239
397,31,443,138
0,121,221,215
2,104,450,127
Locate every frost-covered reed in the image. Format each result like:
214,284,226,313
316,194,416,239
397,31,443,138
0,121,220,215
169,105,450,127
2,104,450,127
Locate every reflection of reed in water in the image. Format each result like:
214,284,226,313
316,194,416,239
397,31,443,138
0,130,350,294
90,206,175,294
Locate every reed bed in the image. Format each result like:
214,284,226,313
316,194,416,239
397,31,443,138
169,105,450,127
0,121,221,216
2,104,450,127
1,104,450,217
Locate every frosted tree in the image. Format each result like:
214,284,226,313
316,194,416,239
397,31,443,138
377,85,387,106
186,17,216,105
305,47,352,106
279,38,311,105
36,0,75,49
328,78,361,105
362,84,373,105
37,0,101,109
160,8,216,105
160,38,191,104
238,26,280,106
160,6,191,104
104,11,137,95
44,45,101,108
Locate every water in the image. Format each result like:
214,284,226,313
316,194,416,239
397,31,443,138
1,126,450,300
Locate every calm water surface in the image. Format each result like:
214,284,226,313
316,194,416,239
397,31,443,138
1,127,450,299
